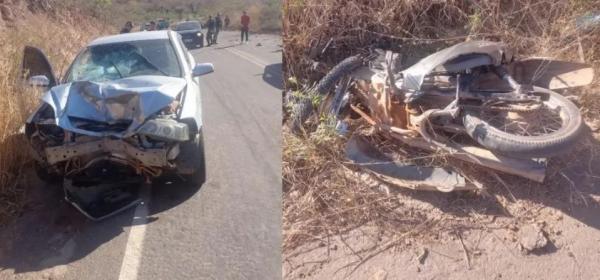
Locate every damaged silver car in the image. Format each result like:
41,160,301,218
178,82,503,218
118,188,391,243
22,31,213,220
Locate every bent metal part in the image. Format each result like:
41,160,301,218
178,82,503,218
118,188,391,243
294,40,594,190
45,138,173,167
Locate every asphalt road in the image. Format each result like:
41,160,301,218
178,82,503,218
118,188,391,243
0,31,283,280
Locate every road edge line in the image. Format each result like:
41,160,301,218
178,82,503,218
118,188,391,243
117,185,150,280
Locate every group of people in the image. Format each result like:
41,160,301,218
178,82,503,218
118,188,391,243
206,12,250,45
119,11,251,45
120,19,166,33
205,13,224,46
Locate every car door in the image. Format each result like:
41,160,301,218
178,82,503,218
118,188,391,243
21,46,58,87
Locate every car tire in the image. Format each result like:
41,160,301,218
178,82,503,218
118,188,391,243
34,162,62,184
181,131,206,185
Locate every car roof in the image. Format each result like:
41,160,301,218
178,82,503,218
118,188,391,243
88,31,172,46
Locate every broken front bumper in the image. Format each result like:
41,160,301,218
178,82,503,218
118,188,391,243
44,138,175,167
42,138,178,220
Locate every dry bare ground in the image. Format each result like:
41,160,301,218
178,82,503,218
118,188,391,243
0,1,111,224
282,0,600,278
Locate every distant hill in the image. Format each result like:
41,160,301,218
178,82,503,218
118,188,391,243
67,0,281,32
1,0,280,34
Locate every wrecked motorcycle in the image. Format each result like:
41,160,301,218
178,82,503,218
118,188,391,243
289,40,594,189
22,31,213,220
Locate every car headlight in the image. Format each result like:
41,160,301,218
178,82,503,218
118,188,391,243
197,32,202,37
137,118,189,142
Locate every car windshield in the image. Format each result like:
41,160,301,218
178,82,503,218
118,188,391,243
66,39,181,82
175,22,201,31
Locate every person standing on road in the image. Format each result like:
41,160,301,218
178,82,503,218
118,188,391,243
224,15,230,29
120,21,133,34
214,13,223,44
206,16,216,46
241,11,250,44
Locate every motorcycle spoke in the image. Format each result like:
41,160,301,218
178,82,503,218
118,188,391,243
481,105,563,137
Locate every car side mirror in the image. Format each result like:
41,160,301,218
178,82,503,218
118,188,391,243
192,63,214,77
28,75,50,87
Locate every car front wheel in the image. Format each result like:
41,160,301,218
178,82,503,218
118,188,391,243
180,131,206,185
34,161,62,184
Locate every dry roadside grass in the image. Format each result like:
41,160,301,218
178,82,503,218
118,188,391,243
63,0,282,32
282,0,600,257
0,11,110,224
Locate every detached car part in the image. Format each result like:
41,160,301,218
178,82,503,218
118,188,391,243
346,136,473,192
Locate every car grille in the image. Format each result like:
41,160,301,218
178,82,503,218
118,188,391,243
69,117,132,132
181,33,199,39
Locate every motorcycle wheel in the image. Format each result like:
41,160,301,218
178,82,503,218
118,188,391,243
288,55,364,135
463,86,583,158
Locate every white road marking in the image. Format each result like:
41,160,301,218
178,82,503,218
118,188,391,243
118,186,150,280
226,47,269,68
116,45,266,280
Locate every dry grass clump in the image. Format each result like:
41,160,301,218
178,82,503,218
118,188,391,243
283,0,600,253
284,0,600,81
61,0,282,32
282,128,451,252
0,12,110,223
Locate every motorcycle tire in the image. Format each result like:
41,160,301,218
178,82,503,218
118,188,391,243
289,55,364,134
463,86,583,159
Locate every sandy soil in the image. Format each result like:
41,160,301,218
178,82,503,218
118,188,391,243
285,206,600,279
284,130,600,280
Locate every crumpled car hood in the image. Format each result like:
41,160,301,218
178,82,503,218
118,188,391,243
42,75,187,137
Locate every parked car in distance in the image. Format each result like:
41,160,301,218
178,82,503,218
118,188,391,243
174,21,204,49
157,18,170,30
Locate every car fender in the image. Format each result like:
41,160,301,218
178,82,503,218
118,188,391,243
179,78,203,135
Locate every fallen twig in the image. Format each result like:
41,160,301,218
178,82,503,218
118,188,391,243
340,218,439,277
457,232,471,270
491,171,517,202
560,171,589,207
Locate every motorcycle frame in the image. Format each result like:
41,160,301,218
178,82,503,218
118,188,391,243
344,65,548,182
